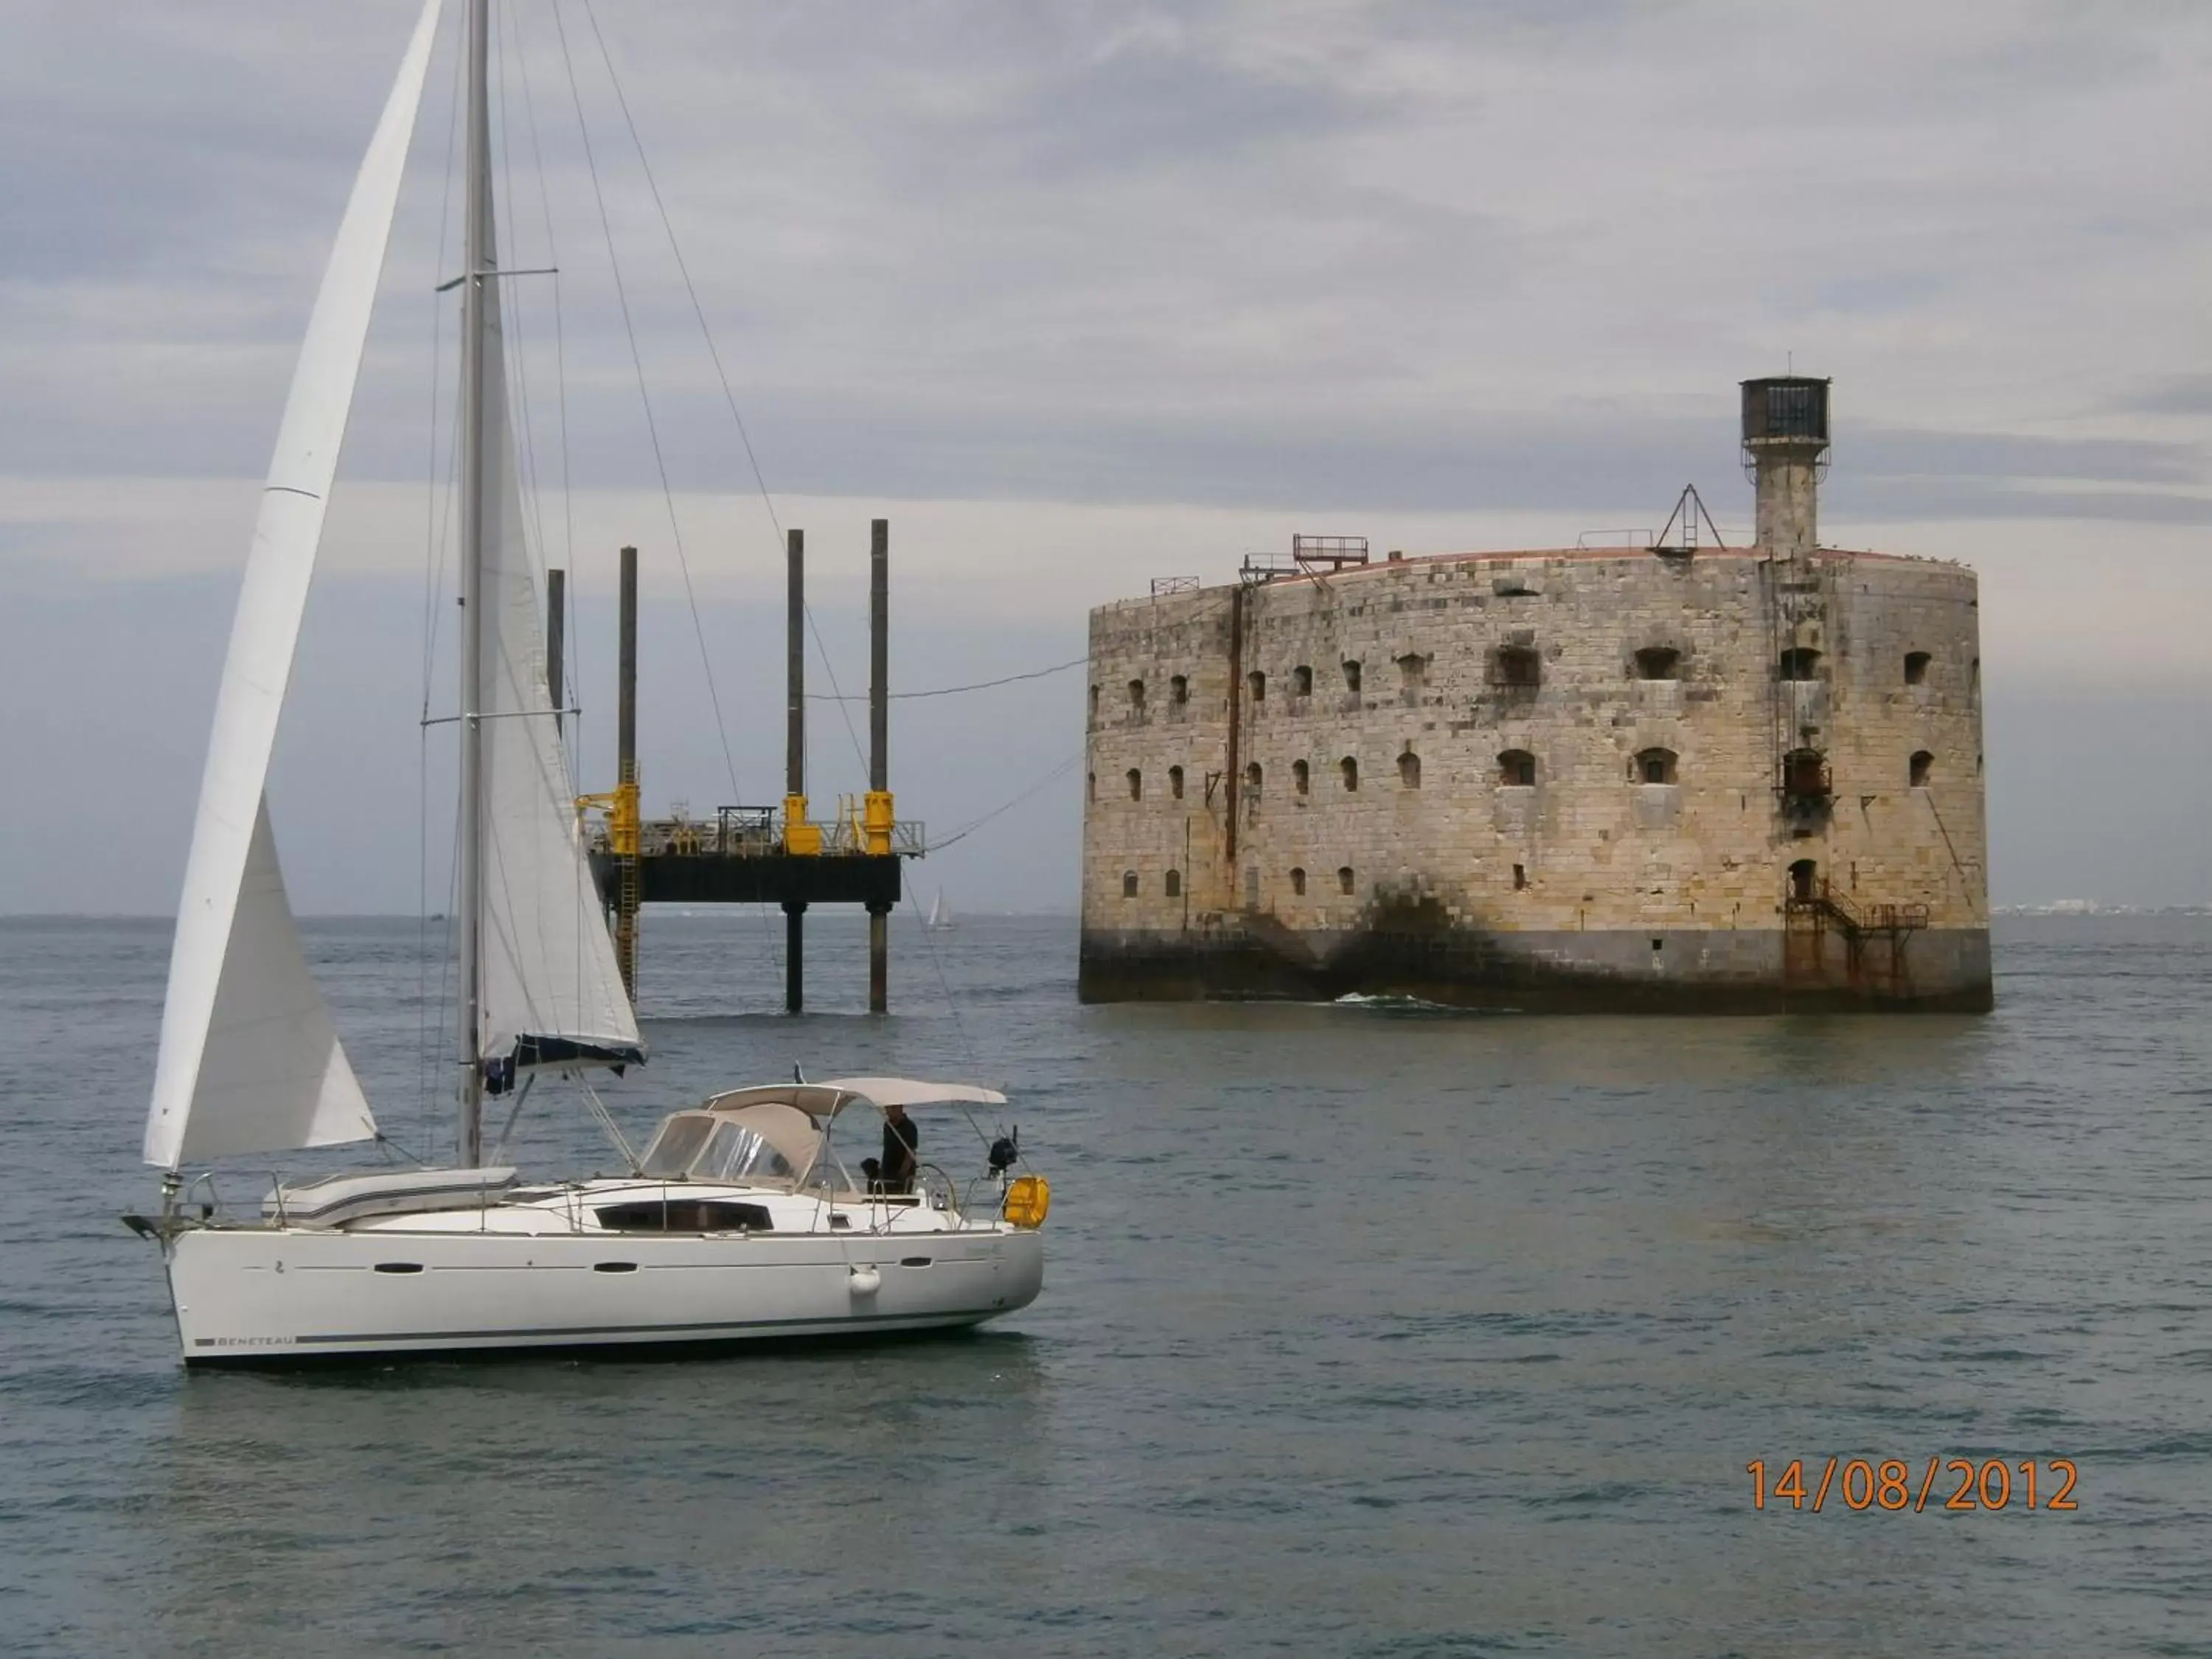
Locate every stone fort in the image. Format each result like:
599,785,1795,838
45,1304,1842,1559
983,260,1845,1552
1079,378,1991,1012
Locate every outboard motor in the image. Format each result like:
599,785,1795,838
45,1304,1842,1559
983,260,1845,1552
987,1127,1020,1179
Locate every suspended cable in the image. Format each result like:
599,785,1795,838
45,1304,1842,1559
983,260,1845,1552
549,0,743,802
925,750,1084,853
574,0,872,782
807,655,1087,702
897,863,985,1118
560,0,787,976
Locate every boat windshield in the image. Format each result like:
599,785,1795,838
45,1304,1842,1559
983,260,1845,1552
694,1119,796,1185
638,1113,716,1178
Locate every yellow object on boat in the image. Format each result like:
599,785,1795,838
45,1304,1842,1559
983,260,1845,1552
1003,1175,1051,1228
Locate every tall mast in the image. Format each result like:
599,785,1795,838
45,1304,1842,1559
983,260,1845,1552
456,0,492,1166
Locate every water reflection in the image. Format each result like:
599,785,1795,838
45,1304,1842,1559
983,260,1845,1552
139,1334,1053,1649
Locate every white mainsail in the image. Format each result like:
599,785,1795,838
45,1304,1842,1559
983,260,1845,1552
474,263,642,1074
145,0,445,1170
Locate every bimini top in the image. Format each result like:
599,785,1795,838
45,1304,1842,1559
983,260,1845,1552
647,1077,1009,1189
823,1077,1007,1110
700,1077,1007,1121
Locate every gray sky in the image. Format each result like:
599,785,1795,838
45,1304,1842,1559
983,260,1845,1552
2,0,2208,915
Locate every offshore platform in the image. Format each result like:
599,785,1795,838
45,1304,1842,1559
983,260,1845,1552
565,518,923,1014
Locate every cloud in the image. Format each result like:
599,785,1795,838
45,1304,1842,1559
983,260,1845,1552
2113,373,2212,417
7,0,2211,520
7,0,2212,912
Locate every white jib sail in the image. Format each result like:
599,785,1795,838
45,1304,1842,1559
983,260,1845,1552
144,0,445,1170
476,268,641,1070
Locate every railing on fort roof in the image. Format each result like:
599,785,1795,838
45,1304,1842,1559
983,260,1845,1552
1241,535,1371,582
1292,535,1368,565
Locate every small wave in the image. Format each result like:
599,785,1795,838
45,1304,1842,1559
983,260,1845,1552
1332,992,1518,1017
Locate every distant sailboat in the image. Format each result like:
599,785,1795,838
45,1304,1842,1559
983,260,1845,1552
928,888,956,931
125,0,1047,1365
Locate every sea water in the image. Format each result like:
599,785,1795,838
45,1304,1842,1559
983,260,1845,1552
1,911,2207,1655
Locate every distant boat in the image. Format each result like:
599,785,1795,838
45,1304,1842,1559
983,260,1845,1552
927,888,955,931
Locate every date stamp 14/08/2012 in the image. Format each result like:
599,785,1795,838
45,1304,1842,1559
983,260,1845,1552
1748,1458,2078,1514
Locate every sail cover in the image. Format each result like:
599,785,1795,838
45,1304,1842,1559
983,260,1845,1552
474,262,643,1076
144,0,443,1169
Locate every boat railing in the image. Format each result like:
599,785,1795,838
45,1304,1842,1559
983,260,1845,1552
911,1163,961,1220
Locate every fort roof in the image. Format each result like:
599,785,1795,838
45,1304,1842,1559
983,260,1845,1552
1110,543,1967,612
1239,543,1956,583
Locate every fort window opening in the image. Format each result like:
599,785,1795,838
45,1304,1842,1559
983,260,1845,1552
1127,678,1145,714
1783,748,1828,797
1343,659,1363,694
1245,762,1262,797
1498,749,1536,787
1340,756,1360,791
1293,664,1313,696
1513,863,1527,891
1492,645,1543,688
1169,765,1185,799
1788,859,1817,902
1088,684,1099,723
1338,866,1356,895
1126,768,1142,801
1169,674,1188,706
1910,750,1933,787
1634,647,1680,681
1164,869,1182,898
1122,870,1139,899
1399,750,1422,789
1905,651,1930,686
1293,759,1310,796
1248,669,1266,703
1086,771,1095,801
1778,647,1821,681
1290,866,1307,897
1635,748,1678,785
1398,654,1427,699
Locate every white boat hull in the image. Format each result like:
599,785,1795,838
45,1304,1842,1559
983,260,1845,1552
165,1222,1043,1364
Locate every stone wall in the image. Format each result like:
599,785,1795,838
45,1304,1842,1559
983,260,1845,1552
1079,546,1989,1011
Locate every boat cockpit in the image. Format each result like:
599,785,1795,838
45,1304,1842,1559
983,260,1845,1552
630,1078,1014,1208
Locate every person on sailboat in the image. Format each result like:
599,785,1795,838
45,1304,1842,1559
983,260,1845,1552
880,1101,919,1195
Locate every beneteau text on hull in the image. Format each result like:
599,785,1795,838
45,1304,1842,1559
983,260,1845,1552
129,0,1046,1365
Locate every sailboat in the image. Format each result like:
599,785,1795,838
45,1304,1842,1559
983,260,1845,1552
928,888,955,931
126,0,1046,1365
